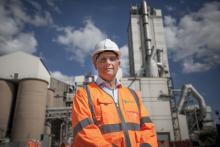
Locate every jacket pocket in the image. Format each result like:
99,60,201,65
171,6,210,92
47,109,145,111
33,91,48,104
104,132,124,147
97,98,116,124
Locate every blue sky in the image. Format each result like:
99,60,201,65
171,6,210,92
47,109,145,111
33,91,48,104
0,0,220,121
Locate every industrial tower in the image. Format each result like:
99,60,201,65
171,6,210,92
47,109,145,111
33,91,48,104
124,0,182,143
128,1,169,78
125,1,214,145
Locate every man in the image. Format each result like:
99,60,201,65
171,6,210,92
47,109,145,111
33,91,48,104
72,39,158,147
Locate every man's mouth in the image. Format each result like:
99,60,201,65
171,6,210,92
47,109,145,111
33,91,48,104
105,68,113,71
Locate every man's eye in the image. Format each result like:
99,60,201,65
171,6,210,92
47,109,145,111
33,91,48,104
100,58,106,62
109,57,117,61
97,56,118,63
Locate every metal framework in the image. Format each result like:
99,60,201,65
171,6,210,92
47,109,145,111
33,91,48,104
46,107,71,120
167,77,181,141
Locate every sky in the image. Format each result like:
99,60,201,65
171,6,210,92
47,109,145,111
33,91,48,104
0,0,220,122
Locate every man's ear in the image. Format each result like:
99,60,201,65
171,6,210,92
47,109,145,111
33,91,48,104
93,61,97,69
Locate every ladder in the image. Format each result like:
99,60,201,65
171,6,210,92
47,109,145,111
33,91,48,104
167,77,181,142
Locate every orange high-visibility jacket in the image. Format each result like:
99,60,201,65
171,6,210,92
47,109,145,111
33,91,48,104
72,82,158,147
27,140,41,147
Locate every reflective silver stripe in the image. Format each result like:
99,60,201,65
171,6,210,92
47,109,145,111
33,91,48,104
99,123,140,134
115,105,131,147
141,116,152,126
140,143,152,147
85,85,97,124
100,123,122,134
73,118,93,138
127,122,140,131
128,89,140,114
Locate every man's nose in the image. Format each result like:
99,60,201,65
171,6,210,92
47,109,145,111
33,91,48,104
106,58,112,63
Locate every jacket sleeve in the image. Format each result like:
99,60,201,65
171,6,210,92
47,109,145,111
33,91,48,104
137,92,158,147
71,88,112,147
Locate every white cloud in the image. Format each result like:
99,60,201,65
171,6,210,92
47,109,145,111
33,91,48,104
46,0,62,13
182,59,211,73
9,0,53,27
26,1,42,11
55,19,107,64
0,4,20,36
164,2,220,73
120,45,129,76
50,71,75,85
0,0,53,56
0,33,37,55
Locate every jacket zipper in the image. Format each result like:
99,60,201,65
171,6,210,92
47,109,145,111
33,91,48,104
115,98,131,147
98,85,131,147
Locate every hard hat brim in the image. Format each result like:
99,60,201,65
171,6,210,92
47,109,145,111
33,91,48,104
92,50,121,64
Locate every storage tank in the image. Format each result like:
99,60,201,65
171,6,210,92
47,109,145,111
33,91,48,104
47,88,55,108
11,78,48,142
0,80,15,138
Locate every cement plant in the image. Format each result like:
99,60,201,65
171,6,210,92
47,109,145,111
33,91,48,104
0,1,218,147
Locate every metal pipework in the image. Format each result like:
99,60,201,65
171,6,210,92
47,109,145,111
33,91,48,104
177,84,207,119
141,0,151,55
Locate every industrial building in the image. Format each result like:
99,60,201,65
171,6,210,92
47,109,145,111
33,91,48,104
124,1,214,146
127,0,181,143
0,0,215,147
0,51,72,146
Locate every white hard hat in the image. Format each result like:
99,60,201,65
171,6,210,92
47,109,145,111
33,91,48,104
92,39,121,63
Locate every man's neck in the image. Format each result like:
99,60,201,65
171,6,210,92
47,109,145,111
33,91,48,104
105,79,116,89
98,76,116,89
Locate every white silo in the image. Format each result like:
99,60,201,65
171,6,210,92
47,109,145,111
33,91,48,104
0,80,15,138
11,78,48,143
47,88,55,108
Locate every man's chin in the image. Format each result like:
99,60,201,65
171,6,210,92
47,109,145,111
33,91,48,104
102,73,115,80
105,72,114,76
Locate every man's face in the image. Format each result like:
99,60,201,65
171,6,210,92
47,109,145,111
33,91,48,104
95,51,120,81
